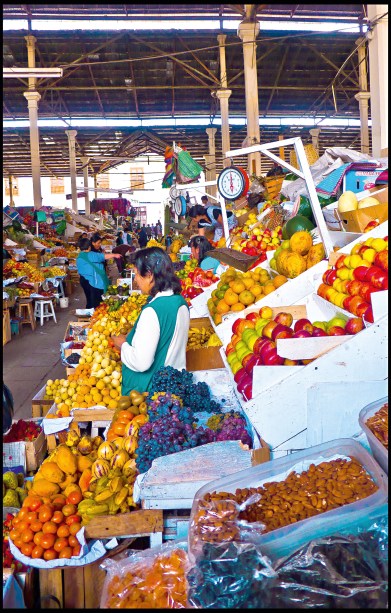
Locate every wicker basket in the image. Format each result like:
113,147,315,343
205,248,258,272
289,143,319,170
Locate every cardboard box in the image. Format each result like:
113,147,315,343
334,186,388,233
186,317,224,371
63,321,90,341
3,427,47,472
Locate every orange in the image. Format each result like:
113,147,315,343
223,288,239,306
238,290,255,306
112,422,127,436
242,277,254,290
230,302,245,312
216,300,230,314
230,280,246,294
273,274,288,288
250,284,263,298
263,282,276,296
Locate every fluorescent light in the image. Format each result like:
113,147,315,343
3,67,63,78
3,18,365,34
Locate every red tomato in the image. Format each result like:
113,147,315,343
42,521,57,535
39,504,54,523
68,535,79,548
26,511,38,524
66,490,83,505
54,537,69,553
43,548,58,561
62,504,77,517
40,533,56,550
33,531,44,546
72,544,81,557
65,514,82,526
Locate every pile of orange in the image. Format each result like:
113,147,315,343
207,266,288,325
103,548,189,608
9,491,83,562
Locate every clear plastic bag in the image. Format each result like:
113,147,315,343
100,539,190,609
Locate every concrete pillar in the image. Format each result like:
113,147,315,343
93,174,98,200
216,35,232,168
367,5,388,157
23,91,42,209
8,175,15,207
24,35,37,91
66,130,78,212
80,156,90,214
238,20,261,177
205,127,217,198
309,128,321,154
353,37,371,155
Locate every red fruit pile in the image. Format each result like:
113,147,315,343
3,420,42,443
3,513,27,571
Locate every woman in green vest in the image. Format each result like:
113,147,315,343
111,247,190,394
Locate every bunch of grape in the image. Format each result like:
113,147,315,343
214,412,253,447
148,392,195,425
150,367,221,413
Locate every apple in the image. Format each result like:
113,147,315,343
325,269,338,286
259,306,273,319
294,319,314,334
234,340,247,354
242,328,257,343
245,333,260,352
358,283,378,303
317,283,330,300
345,280,363,297
345,318,364,335
225,346,236,358
237,373,252,395
237,319,256,335
262,351,285,366
245,312,260,323
271,324,294,341
335,255,347,269
244,354,263,374
262,320,279,339
293,329,312,339
367,269,387,290
327,326,346,336
356,302,371,319
237,347,253,363
353,266,371,282
230,359,243,375
255,318,270,336
326,316,347,330
232,318,244,336
374,250,388,272
253,337,270,355
227,351,239,366
343,295,356,312
312,321,327,332
274,312,294,327
312,327,328,337
363,306,374,324
336,267,350,281
234,367,248,384
259,339,277,361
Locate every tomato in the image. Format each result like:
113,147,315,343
12,517,21,528
33,531,44,546
13,536,24,550
54,537,69,553
25,496,42,511
51,494,67,510
41,533,56,550
26,511,38,524
9,528,20,541
68,535,79,548
65,514,82,526
30,519,43,533
17,520,29,533
59,546,73,559
20,528,34,543
72,544,81,557
57,524,70,538
66,490,83,505
43,548,58,561
39,504,54,523
62,504,77,517
31,545,44,559
69,522,82,536
52,511,64,525
18,508,29,521
21,542,34,557
43,520,58,534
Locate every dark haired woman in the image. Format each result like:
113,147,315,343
187,203,237,242
76,238,121,308
188,235,221,275
111,247,190,394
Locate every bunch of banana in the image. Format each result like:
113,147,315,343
187,326,213,350
206,333,222,348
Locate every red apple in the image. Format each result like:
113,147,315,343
360,284,380,304
312,327,328,337
234,367,248,384
358,245,370,256
274,312,294,327
293,329,312,339
367,269,387,290
322,270,330,284
232,318,244,336
241,380,253,401
353,266,371,282
259,339,277,362
345,318,365,335
363,265,381,282
356,301,371,318
225,346,236,358
236,373,252,393
335,255,347,269
271,324,294,341
262,351,285,366
245,312,260,323
241,352,255,370
253,337,270,355
325,269,338,286
374,250,388,272
343,295,356,312
346,280,363,297
294,319,314,334
327,326,346,336
244,354,263,374
363,306,374,323
262,320,279,339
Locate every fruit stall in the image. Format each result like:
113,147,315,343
3,149,388,608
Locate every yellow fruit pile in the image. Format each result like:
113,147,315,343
207,266,288,325
270,231,325,279
45,266,66,277
146,238,165,249
170,238,185,254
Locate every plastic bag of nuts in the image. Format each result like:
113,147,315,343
188,439,388,560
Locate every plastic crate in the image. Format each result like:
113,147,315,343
359,397,388,474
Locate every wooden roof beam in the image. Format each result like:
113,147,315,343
176,36,220,85
264,46,289,115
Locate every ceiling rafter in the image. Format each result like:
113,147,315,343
298,38,360,89
264,46,289,115
176,36,220,85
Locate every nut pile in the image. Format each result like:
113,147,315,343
193,458,378,544
366,402,388,449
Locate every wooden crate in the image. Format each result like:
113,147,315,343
3,428,47,472
32,385,53,418
186,317,224,371
3,308,11,345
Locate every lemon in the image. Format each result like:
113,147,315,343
85,356,92,363
47,379,54,386
54,396,62,404
111,378,120,388
79,357,86,365
96,369,106,379
112,370,121,380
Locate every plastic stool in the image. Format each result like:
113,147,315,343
16,299,36,331
34,299,57,326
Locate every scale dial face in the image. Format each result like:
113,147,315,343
169,186,179,199
217,166,245,200
174,196,185,216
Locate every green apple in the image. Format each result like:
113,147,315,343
245,332,260,352
326,316,348,330
255,318,270,335
312,321,327,332
226,351,239,366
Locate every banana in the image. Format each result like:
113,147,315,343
107,497,120,515
114,486,128,506
94,489,114,502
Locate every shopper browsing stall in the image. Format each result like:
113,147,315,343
76,238,121,308
111,247,190,394
189,235,221,274
187,203,237,242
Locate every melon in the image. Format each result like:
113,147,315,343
338,191,358,213
282,215,315,239
357,196,380,209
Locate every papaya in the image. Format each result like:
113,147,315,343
284,252,307,278
40,462,65,484
289,231,313,256
64,483,82,498
56,445,78,475
59,474,78,490
77,454,93,473
79,468,92,493
306,243,325,269
32,478,60,497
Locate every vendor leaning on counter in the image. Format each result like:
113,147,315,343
187,197,238,242
188,235,221,275
111,247,190,394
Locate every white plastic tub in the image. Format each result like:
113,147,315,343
359,396,388,474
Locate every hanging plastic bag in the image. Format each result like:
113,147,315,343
176,149,203,182
100,539,190,609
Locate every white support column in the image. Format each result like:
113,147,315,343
367,5,388,157
80,157,90,214
66,129,78,212
93,174,98,200
8,175,15,207
238,20,261,177
23,91,42,209
354,36,371,155
205,127,217,198
309,128,321,154
216,34,232,169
